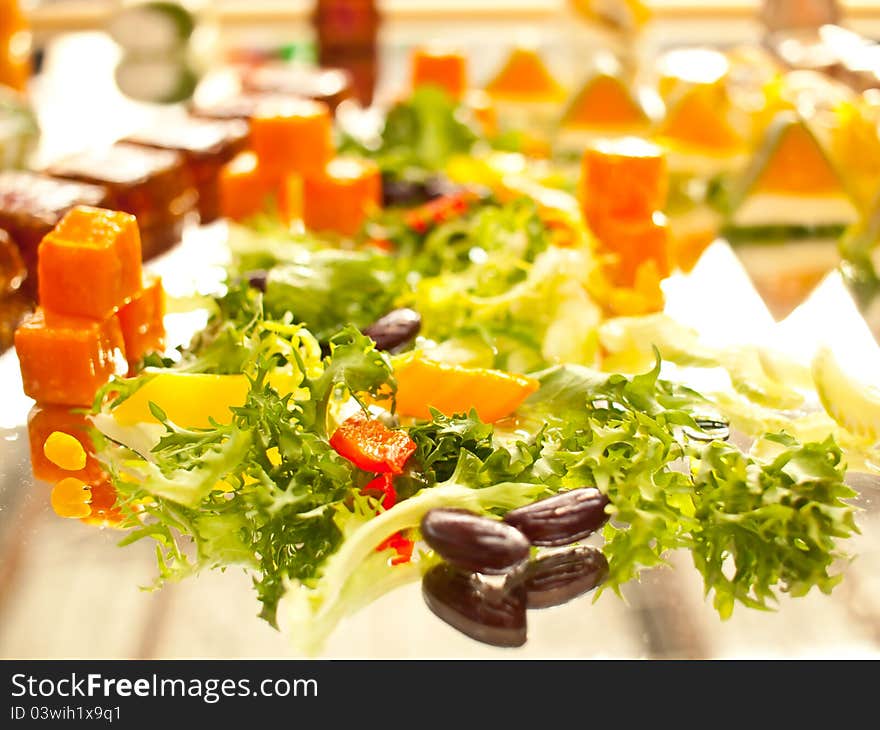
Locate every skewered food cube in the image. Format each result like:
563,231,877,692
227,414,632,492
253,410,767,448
411,47,468,100
0,171,109,295
302,157,381,236
219,151,275,221
591,212,671,287
46,142,197,259
38,206,142,319
241,63,352,111
251,98,334,180
14,307,127,406
124,116,249,223
117,274,165,369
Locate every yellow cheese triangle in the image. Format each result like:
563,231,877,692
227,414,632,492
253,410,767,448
561,74,648,129
484,48,565,102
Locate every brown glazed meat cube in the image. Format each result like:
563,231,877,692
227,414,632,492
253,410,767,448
0,227,26,294
124,116,250,223
46,142,197,259
241,64,353,111
0,290,33,353
0,171,109,296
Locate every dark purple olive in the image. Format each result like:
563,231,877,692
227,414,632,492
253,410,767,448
363,308,421,352
422,563,526,647
502,488,610,547
421,508,530,574
245,269,269,292
381,177,429,207
522,547,609,609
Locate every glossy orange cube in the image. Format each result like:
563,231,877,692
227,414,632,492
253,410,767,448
581,138,667,227
303,157,381,237
251,98,334,179
592,212,671,288
117,275,165,369
27,404,103,484
38,206,142,319
218,152,275,221
411,48,468,100
15,308,127,406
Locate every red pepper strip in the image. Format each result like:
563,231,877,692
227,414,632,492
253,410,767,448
330,412,416,474
363,473,397,510
376,530,415,565
403,191,478,234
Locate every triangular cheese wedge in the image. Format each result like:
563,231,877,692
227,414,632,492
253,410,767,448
659,87,743,155
561,73,648,131
484,48,565,102
731,112,859,228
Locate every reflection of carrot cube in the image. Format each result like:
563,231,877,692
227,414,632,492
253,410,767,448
15,308,127,406
80,476,124,528
27,405,103,484
38,206,142,319
251,98,333,179
411,48,468,100
303,157,381,237
581,138,667,226
218,152,275,221
592,212,671,287
118,275,165,369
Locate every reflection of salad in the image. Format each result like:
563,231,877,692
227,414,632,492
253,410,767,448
22,85,869,653
0,85,38,169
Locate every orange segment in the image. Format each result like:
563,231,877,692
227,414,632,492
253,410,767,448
484,48,565,102
117,275,165,370
753,115,843,196
37,206,143,320
219,151,275,221
412,48,468,100
251,98,334,179
659,87,743,154
394,356,539,422
303,157,381,237
562,75,648,130
581,137,667,224
15,308,127,406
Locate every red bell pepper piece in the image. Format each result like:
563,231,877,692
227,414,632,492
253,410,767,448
363,473,397,509
403,191,478,234
330,412,416,474
376,530,415,565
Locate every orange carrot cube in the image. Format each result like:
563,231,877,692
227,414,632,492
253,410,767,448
251,98,334,179
592,212,671,288
37,206,142,319
14,308,127,406
218,151,275,221
581,138,667,226
27,404,103,484
117,275,165,369
303,157,381,237
411,48,468,100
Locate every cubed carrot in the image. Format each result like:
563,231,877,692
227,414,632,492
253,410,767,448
581,138,667,226
251,98,334,179
411,48,468,100
15,308,127,406
592,212,671,288
117,275,166,370
27,404,103,484
279,173,304,224
37,206,142,319
303,157,381,237
218,151,275,221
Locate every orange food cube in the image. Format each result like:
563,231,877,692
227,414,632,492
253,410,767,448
581,138,667,225
218,151,275,221
279,173,304,224
80,476,124,527
27,404,103,484
37,206,142,319
303,157,381,237
251,98,334,179
592,212,671,288
15,308,127,406
411,48,468,100
117,275,166,369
